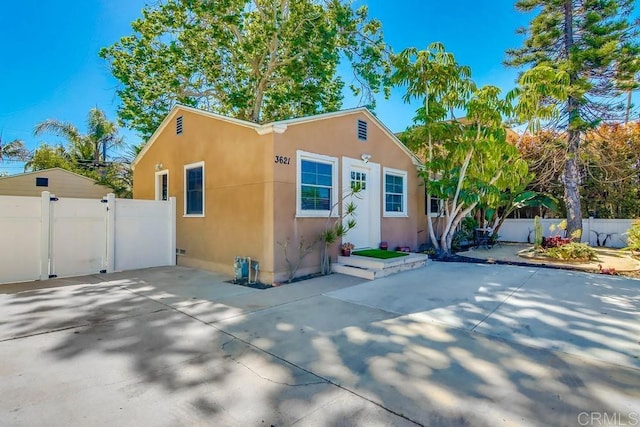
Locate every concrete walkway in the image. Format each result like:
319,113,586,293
1,264,639,426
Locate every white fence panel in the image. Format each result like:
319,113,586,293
0,193,176,285
114,198,176,271
0,196,42,283
51,198,107,278
499,218,634,248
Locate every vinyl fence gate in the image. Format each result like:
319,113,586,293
0,192,176,285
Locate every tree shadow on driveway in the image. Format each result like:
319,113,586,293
1,264,639,426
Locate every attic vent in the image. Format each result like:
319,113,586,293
176,115,184,135
36,177,49,187
357,119,367,141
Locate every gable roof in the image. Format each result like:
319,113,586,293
133,105,422,168
0,167,102,184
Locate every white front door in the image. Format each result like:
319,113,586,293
342,157,380,249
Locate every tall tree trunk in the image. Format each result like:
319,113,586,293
563,0,583,239
564,127,582,238
625,89,632,124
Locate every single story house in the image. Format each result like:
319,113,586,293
132,105,427,283
0,168,112,199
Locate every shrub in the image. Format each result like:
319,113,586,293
545,242,598,261
541,235,572,249
626,220,640,253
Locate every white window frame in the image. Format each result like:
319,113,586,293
296,150,339,218
383,167,408,217
184,161,205,217
155,170,169,201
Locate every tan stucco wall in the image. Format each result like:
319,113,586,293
271,112,426,282
133,108,428,284
133,109,275,281
0,169,111,199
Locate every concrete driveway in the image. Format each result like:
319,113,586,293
0,263,638,426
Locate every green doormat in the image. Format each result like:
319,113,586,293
352,249,410,259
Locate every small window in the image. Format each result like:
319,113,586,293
184,162,204,216
350,171,366,191
357,119,367,141
176,116,183,135
296,151,338,217
155,170,169,201
35,177,49,187
426,195,443,217
383,168,408,216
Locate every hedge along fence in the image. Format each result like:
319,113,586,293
497,218,635,248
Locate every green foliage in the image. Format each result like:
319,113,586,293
34,108,123,164
393,43,532,255
452,217,477,251
29,109,131,197
545,243,598,262
506,0,639,237
100,0,390,138
320,189,360,275
625,220,640,253
0,138,30,162
533,216,543,247
26,144,77,172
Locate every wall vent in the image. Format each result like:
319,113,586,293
176,116,184,135
357,119,367,141
35,177,49,187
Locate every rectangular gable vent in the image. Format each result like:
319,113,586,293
176,115,183,135
357,119,367,141
36,177,49,187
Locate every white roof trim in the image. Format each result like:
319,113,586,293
133,105,422,168
255,123,288,136
0,167,104,184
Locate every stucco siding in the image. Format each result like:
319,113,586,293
271,111,426,281
133,109,276,280
0,169,111,199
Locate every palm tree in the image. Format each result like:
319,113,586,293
34,108,123,168
0,136,30,163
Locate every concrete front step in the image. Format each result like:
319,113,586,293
332,253,429,280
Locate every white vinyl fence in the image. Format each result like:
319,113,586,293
0,192,176,285
498,218,634,248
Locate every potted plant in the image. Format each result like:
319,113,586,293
341,242,355,256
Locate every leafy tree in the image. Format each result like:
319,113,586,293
30,109,132,197
581,122,640,217
486,190,559,233
506,0,639,239
391,43,474,251
0,137,30,163
394,44,530,255
34,108,123,166
25,144,77,172
517,122,640,218
517,130,567,211
100,0,390,138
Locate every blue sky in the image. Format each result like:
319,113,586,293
0,1,626,174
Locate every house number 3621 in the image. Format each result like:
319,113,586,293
274,155,290,165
